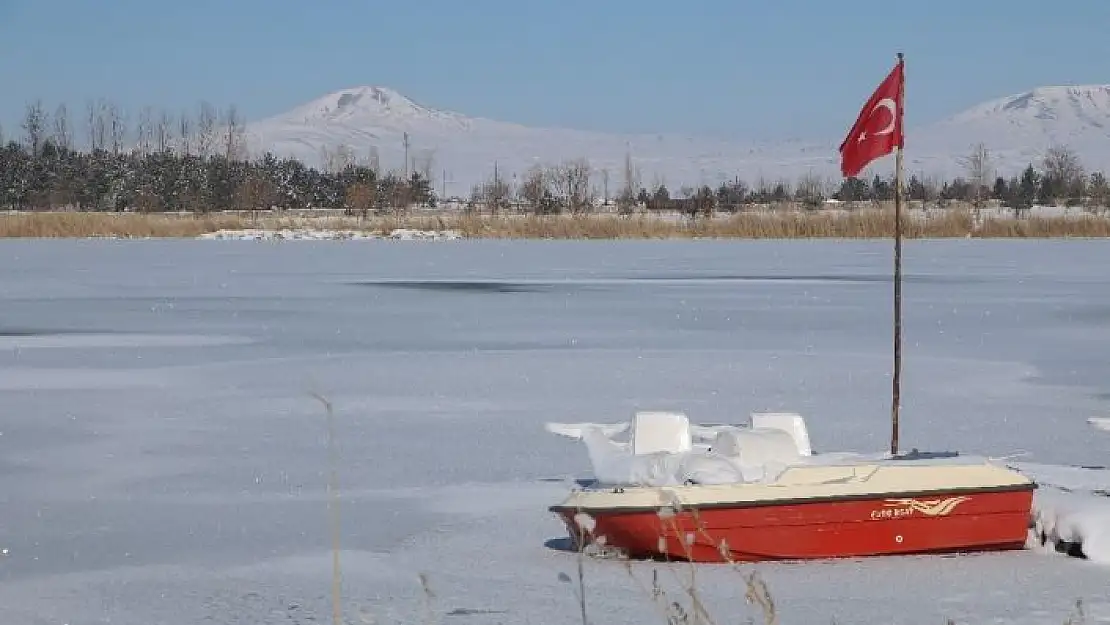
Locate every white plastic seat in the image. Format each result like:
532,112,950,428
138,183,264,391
713,428,801,466
749,412,812,456
631,411,692,455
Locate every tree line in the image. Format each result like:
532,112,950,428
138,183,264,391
0,99,434,214
2,98,1107,217
466,143,1109,218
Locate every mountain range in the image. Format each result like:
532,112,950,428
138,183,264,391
244,84,1110,197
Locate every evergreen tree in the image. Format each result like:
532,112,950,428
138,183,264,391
1087,172,1109,212
835,177,870,202
991,176,1008,201
906,175,926,202
1015,164,1039,215
0,137,437,213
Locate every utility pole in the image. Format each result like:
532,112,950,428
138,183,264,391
403,132,410,177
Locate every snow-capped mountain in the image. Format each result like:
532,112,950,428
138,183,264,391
906,85,1110,179
245,84,1110,195
274,86,476,132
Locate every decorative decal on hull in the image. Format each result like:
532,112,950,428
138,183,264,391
870,496,972,519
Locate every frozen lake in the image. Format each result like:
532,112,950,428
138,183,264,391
1,238,1109,624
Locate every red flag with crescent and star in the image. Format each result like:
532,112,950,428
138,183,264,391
839,59,904,178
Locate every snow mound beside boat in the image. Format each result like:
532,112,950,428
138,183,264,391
1031,490,1110,564
1011,460,1110,564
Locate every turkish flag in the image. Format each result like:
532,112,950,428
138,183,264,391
839,60,904,178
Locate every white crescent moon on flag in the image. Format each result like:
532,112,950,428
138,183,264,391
872,98,897,136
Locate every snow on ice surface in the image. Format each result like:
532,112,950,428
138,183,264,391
197,228,463,241
3,238,1110,624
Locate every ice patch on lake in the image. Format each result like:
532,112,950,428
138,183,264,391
0,333,253,350
197,228,463,241
0,366,176,390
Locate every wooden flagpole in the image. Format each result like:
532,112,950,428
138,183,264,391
891,51,905,457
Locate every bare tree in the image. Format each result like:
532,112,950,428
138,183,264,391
86,98,108,152
616,149,640,215
769,179,794,207
518,165,549,214
196,101,217,157
1042,144,1085,205
794,170,827,209
472,164,512,214
85,100,95,151
178,110,192,156
752,176,774,204
107,102,127,155
321,144,355,173
367,145,380,174
221,104,246,161
21,100,47,155
552,158,594,214
157,110,173,153
137,105,154,155
345,181,377,219
921,175,941,207
381,172,413,214
959,143,992,211
416,149,435,184
679,185,695,202
52,103,71,150
1087,172,1109,214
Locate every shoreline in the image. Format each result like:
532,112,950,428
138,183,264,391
2,206,1110,239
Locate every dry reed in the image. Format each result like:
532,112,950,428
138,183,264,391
3,208,1110,239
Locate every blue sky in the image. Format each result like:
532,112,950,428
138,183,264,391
2,0,1108,144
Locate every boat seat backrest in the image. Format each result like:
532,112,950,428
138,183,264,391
749,412,813,456
713,428,801,466
631,411,692,455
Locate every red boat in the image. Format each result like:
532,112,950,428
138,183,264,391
546,412,1038,563
551,459,1035,563
552,461,1035,563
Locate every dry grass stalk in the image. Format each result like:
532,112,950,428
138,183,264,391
310,392,343,625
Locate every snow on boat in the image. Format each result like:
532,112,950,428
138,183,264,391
547,411,1036,563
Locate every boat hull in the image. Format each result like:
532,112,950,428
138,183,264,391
551,485,1035,563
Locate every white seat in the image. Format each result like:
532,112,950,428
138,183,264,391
749,412,812,456
631,411,692,455
713,428,801,466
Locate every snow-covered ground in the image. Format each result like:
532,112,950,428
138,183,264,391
1,238,1109,624
197,228,463,241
